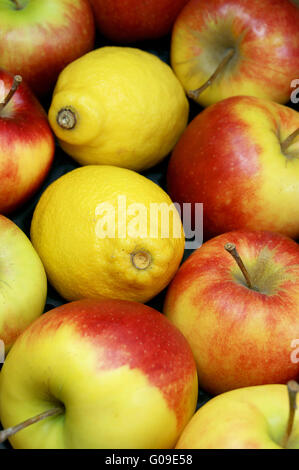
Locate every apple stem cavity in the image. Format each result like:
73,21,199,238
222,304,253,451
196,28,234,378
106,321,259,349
281,128,299,154
0,75,22,113
224,242,253,290
0,407,63,444
131,250,152,270
188,48,235,100
57,108,77,130
282,380,299,448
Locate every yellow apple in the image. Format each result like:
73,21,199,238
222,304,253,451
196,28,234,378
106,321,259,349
0,215,47,352
0,299,198,449
176,382,299,449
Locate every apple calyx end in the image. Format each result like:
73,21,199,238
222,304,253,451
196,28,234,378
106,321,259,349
131,250,152,270
57,108,77,130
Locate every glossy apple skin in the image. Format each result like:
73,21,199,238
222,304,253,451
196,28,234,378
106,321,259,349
164,230,299,395
176,384,299,449
89,0,189,43
0,299,198,449
167,95,299,241
171,0,299,106
0,215,47,352
0,0,95,96
0,70,55,214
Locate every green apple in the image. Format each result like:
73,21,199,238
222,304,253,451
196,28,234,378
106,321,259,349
176,382,299,449
0,215,47,352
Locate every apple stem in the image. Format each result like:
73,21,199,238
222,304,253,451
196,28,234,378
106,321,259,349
0,407,63,444
281,128,299,154
282,380,299,448
0,75,22,113
57,108,77,130
12,0,22,9
188,48,235,100
224,242,253,290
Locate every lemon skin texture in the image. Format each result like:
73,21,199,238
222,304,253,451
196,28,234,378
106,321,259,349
30,165,185,303
48,47,189,171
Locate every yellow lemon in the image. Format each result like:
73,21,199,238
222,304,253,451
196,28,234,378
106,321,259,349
30,166,185,303
48,47,189,172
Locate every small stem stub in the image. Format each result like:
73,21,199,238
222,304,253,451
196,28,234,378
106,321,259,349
11,0,22,10
131,250,152,270
0,407,63,444
0,75,22,112
57,108,77,130
281,128,299,154
188,48,235,100
224,242,253,290
282,380,299,448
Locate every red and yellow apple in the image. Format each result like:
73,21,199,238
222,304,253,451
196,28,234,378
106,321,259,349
176,383,299,449
0,0,95,96
89,0,189,43
0,215,47,353
171,0,299,106
0,299,198,449
0,70,55,214
167,95,299,241
164,230,299,395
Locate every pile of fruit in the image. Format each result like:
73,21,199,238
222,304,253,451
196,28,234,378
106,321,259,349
0,0,298,450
